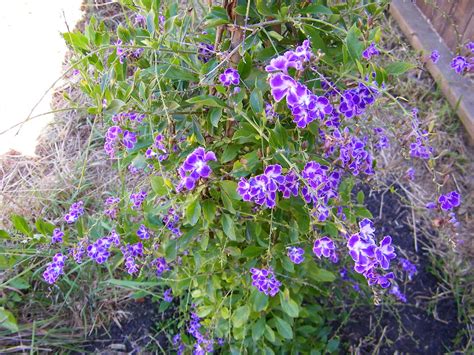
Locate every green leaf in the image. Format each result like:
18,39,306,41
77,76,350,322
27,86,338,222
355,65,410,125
105,99,125,114
0,230,10,239
201,200,216,225
187,95,226,108
9,277,29,290
164,239,178,262
252,318,266,341
345,24,364,62
385,61,415,76
186,199,201,226
209,108,222,127
275,317,293,339
264,324,276,343
11,215,32,237
250,89,263,115
221,214,236,240
232,305,250,328
63,32,89,51
308,267,336,282
356,190,365,204
251,290,269,312
279,292,299,318
0,308,18,333
221,144,240,163
238,53,252,80
150,176,169,196
197,305,214,318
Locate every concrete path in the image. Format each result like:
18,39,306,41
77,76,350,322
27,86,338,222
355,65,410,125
0,0,83,155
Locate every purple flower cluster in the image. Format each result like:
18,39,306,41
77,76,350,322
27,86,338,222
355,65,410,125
250,268,281,297
451,55,470,74
177,147,216,191
64,201,84,224
467,42,474,54
71,240,86,264
265,39,312,73
87,237,112,264
104,126,138,157
136,224,150,239
163,207,182,237
104,196,120,219
51,228,64,244
399,258,417,280
313,237,338,262
374,127,389,150
287,247,305,264
265,102,277,121
237,164,285,208
219,68,240,87
152,257,169,276
362,42,380,60
409,136,433,160
130,190,147,209
197,42,214,63
43,253,67,284
172,334,185,355
115,39,143,63
347,219,396,288
188,311,215,354
301,161,340,207
145,134,168,161
389,285,407,303
112,111,145,125
269,73,333,128
163,288,173,302
121,242,143,274
438,190,461,211
430,50,440,63
338,83,379,119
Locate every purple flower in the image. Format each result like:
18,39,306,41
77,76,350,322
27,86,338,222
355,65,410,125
430,50,440,63
51,228,64,243
268,73,297,102
359,218,375,240
71,240,86,264
438,191,461,211
300,161,340,205
177,147,216,191
410,137,433,159
399,258,417,280
123,130,137,150
375,236,396,269
278,170,299,199
64,201,84,224
197,42,214,63
87,238,112,264
163,208,182,237
312,237,336,259
390,285,407,303
219,68,240,86
43,253,67,284
163,288,173,302
107,230,120,246
137,224,150,240
153,257,170,276
451,56,470,74
265,40,312,73
125,256,139,274
250,268,281,296
287,247,305,264
265,102,277,121
130,190,147,209
237,164,285,208
406,167,415,181
467,41,474,54
362,42,380,60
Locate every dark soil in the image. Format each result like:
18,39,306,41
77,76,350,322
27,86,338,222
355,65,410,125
340,185,463,354
83,297,172,354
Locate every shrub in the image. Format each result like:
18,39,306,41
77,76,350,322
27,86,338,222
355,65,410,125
3,0,465,353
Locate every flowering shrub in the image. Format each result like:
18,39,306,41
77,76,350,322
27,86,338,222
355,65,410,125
4,0,465,352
